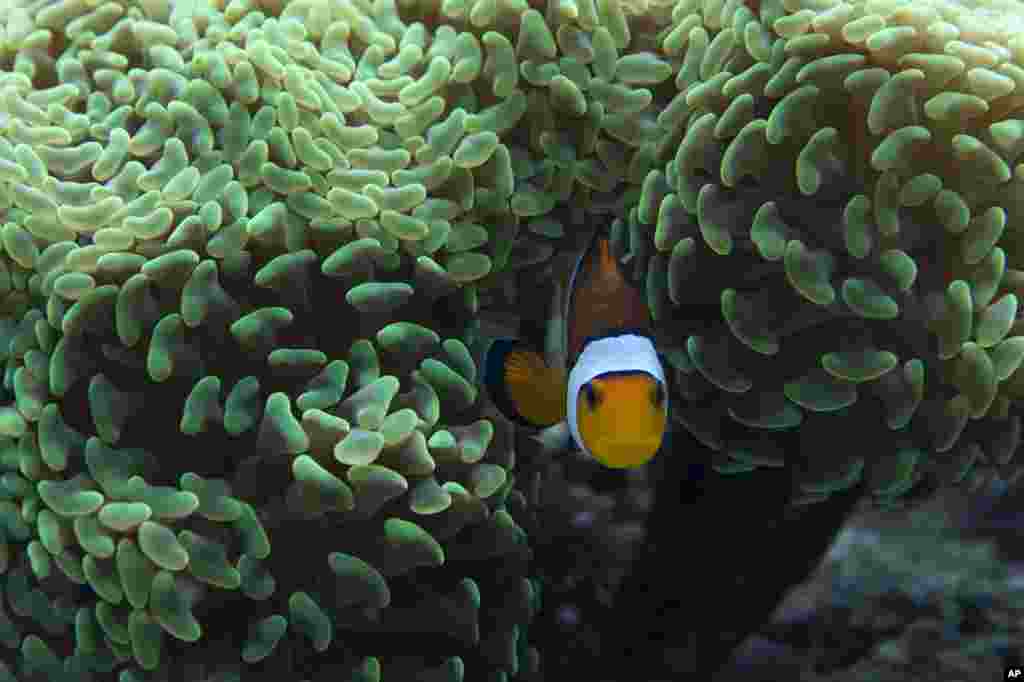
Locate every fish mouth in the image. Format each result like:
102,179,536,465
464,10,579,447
593,437,663,467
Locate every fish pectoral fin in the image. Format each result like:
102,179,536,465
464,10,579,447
483,340,567,428
530,421,573,456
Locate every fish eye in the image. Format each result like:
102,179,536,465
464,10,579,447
652,381,665,407
582,382,599,409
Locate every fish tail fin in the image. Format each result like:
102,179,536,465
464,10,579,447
482,338,567,428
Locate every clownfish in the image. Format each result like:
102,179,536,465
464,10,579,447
481,229,669,469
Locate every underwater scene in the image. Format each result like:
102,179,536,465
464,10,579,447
1,0,1024,678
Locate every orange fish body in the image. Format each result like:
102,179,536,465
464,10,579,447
565,233,652,362
483,229,669,469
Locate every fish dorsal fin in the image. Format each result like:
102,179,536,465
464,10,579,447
565,231,650,363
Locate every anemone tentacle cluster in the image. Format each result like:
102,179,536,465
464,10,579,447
0,0,1023,677
641,0,1024,507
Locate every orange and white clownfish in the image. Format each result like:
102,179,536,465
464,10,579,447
481,229,668,469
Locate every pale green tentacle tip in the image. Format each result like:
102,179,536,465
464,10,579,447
241,614,287,663
288,591,333,652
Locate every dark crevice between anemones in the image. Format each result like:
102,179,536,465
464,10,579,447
603,427,864,680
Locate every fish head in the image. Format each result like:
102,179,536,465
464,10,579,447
573,369,668,469
566,333,669,469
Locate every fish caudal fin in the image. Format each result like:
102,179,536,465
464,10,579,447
483,338,567,428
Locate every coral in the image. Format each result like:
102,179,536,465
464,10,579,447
1,0,1024,677
640,0,1024,508
755,495,1024,680
1,0,548,676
